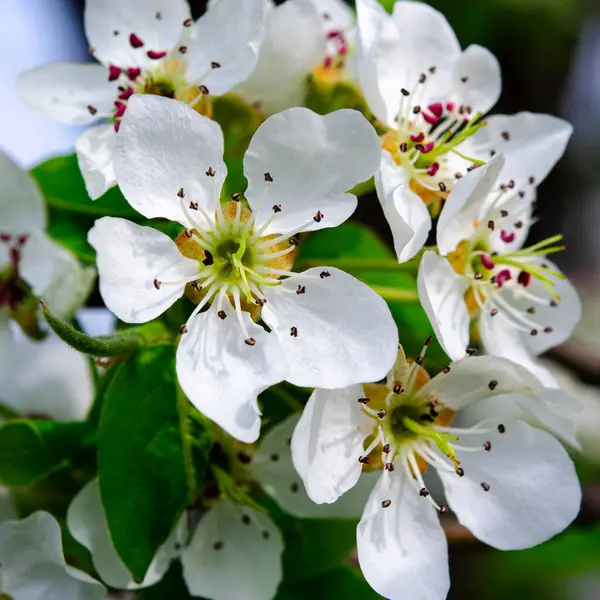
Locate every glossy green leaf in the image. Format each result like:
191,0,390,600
31,154,139,218
47,214,96,264
98,346,204,582
0,420,90,486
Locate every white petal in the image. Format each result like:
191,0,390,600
0,151,46,233
314,0,355,31
177,304,288,443
289,386,369,504
88,217,198,323
17,63,116,125
67,480,181,590
0,319,11,383
436,153,506,255
252,413,376,518
181,499,283,600
461,112,573,189
1,335,94,422
84,0,190,68
187,0,267,95
234,0,326,115
262,267,398,388
357,471,449,600
19,232,96,319
439,419,581,550
451,45,501,115
244,107,381,235
375,151,431,262
417,251,470,360
0,512,106,600
414,355,544,412
115,95,226,222
75,124,117,200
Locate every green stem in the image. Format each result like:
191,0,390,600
370,285,420,302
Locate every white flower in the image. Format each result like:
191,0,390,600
18,0,268,199
0,511,107,599
88,94,397,443
355,0,573,263
0,151,94,379
234,0,355,115
418,151,581,366
291,343,581,600
67,479,186,591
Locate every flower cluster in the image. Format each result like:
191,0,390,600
0,0,589,599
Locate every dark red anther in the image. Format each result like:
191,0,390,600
323,56,333,68
118,86,134,100
495,269,512,287
113,120,121,133
517,270,531,287
108,65,121,81
480,254,495,270
423,112,440,125
426,162,440,177
421,141,435,154
0,233,10,243
446,102,456,111
129,33,144,48
410,132,425,143
428,103,443,118
17,234,28,246
9,247,20,268
500,230,515,243
113,101,127,118
127,67,141,81
327,30,340,39
147,50,167,60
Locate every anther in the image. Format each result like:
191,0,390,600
544,326,553,333
481,482,490,492
498,424,506,433
383,444,391,453
217,311,227,320
419,488,429,497
245,338,256,346
501,131,510,141
129,33,144,48
183,18,192,26
501,230,515,243
242,515,251,525
213,541,224,551
211,61,221,69
466,347,478,356
526,307,535,314
518,271,531,287
113,30,119,36
237,451,252,464
153,279,161,290
189,201,198,210
515,221,523,228
442,365,451,373
500,209,509,217
177,188,185,198
401,88,410,96
488,220,495,230
206,166,216,177
108,65,121,81
198,85,209,95
440,505,448,514
272,204,282,213
264,172,274,182
183,229,193,238
483,441,492,451
415,355,424,365
385,462,395,471
488,380,498,390
530,329,538,336
481,254,495,270
179,324,188,334
419,73,427,83
413,106,421,114
456,468,464,477
528,176,535,185
429,65,437,73
191,281,202,291
438,182,447,192
178,45,187,54
270,453,279,462
490,309,498,316
320,271,331,279
290,326,298,337
381,499,392,508
399,142,408,153
393,384,403,394
358,397,370,404
461,75,469,83
202,250,214,266
313,211,324,223
262,531,270,539
377,410,386,419
358,456,370,464
296,285,306,294
255,298,266,307
231,192,241,201
474,273,483,280
155,11,162,19
87,105,98,115
550,299,558,307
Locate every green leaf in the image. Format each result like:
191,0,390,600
31,154,139,219
0,420,90,486
98,346,203,583
296,222,448,366
47,213,96,264
41,304,172,357
276,565,380,600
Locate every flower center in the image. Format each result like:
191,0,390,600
0,233,28,312
380,68,486,204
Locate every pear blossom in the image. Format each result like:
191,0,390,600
0,511,107,599
89,94,397,443
0,151,94,379
18,0,267,199
417,152,581,369
234,0,355,115
355,0,573,263
291,342,581,600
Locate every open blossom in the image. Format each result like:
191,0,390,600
18,0,267,199
417,152,581,372
291,342,581,600
89,94,397,443
355,0,572,263
0,152,94,379
234,0,355,115
0,512,106,599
